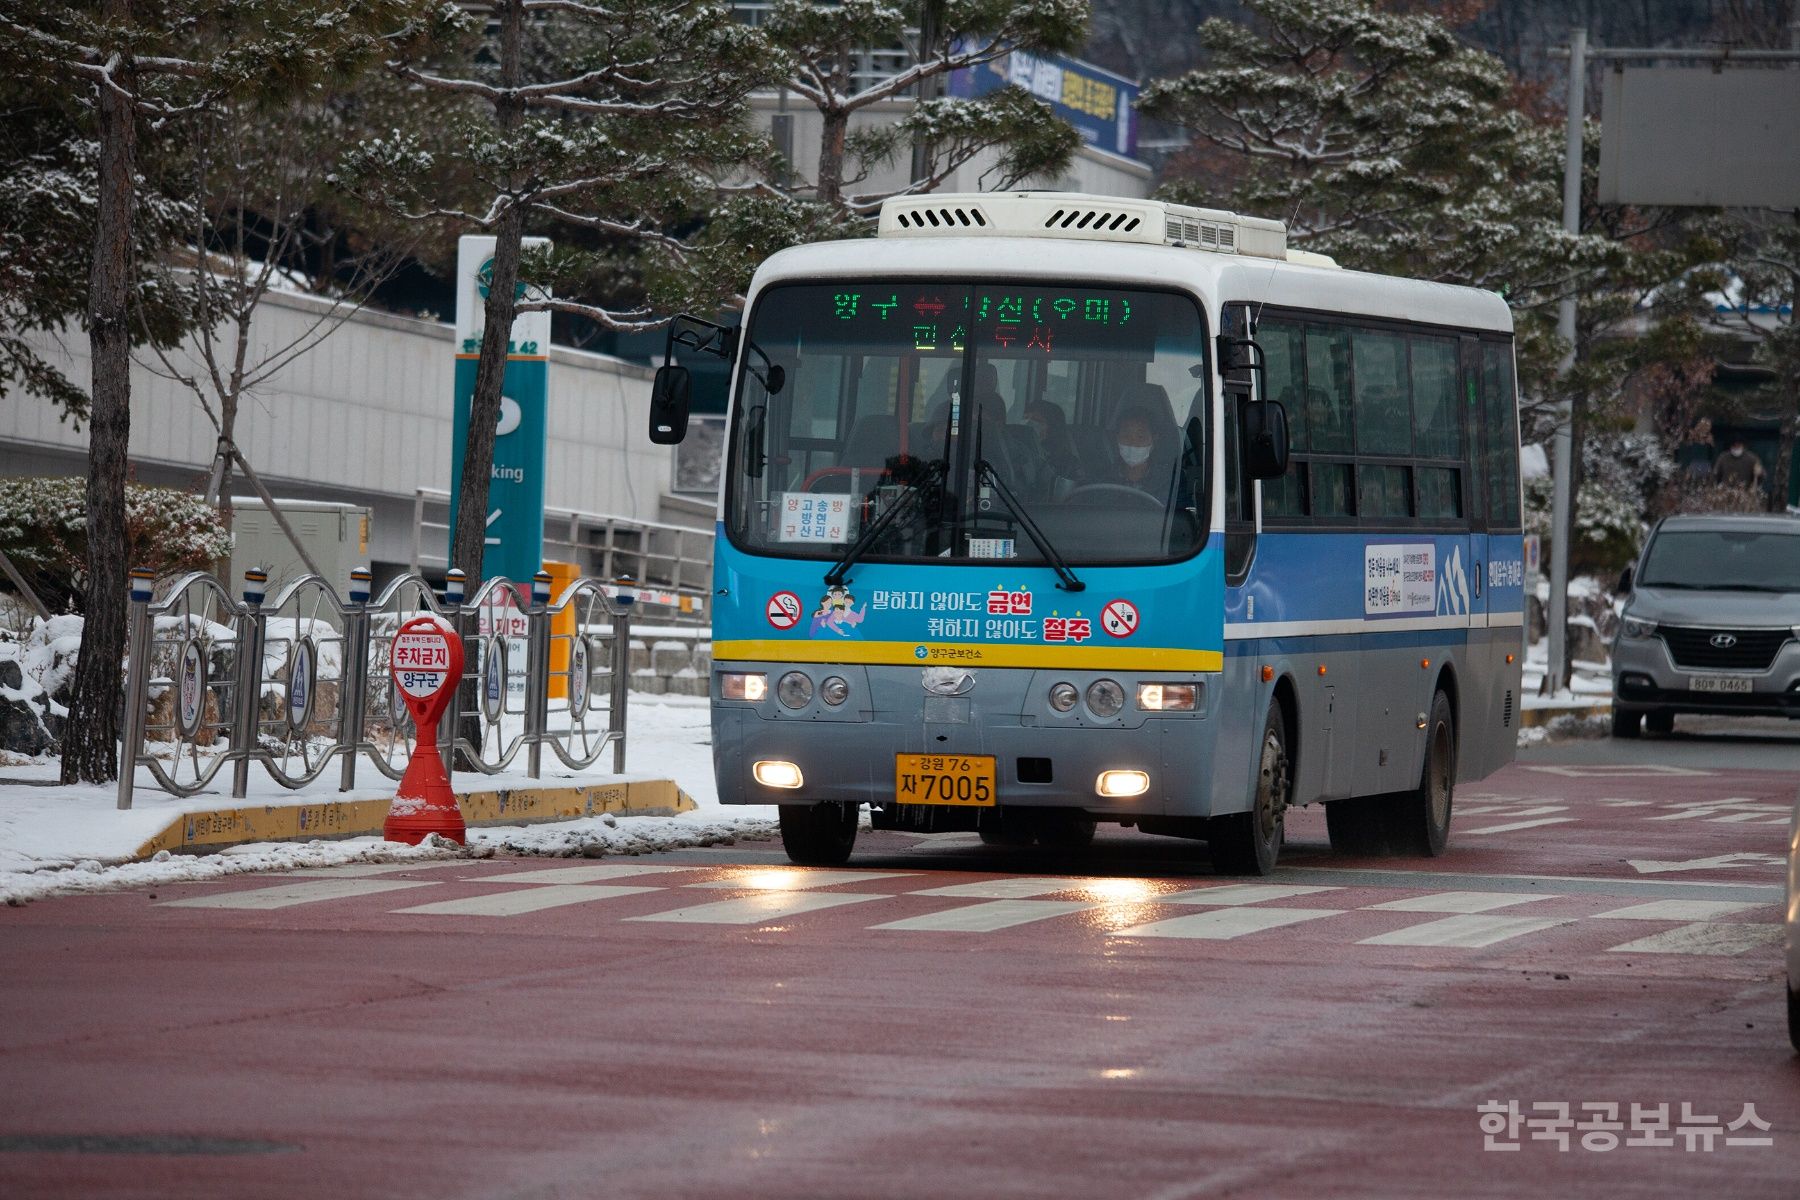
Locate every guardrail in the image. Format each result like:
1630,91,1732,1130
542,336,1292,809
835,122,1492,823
117,566,635,810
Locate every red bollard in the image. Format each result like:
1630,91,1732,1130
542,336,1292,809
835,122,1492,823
384,615,467,845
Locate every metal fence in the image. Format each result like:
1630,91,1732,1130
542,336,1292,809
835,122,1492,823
117,567,634,810
408,488,712,625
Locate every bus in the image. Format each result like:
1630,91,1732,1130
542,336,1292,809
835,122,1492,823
650,192,1525,874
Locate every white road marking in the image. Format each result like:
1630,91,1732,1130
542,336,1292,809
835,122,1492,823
1365,891,1555,914
273,862,470,878
914,877,1099,899
871,899,1099,933
685,869,917,891
1114,907,1342,940
1458,804,1566,819
1589,899,1763,922
1458,817,1577,835
1627,853,1786,875
1595,799,1654,808
625,891,889,925
1606,922,1785,956
1710,812,1780,824
1158,884,1340,906
394,884,663,916
1357,914,1572,948
159,879,435,910
1524,765,1713,778
474,865,689,885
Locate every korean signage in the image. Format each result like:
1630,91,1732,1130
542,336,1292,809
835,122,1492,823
947,42,1139,161
449,235,552,584
822,284,1146,358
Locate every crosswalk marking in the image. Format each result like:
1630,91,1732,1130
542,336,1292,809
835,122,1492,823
474,865,688,886
871,899,1099,933
160,879,436,910
1158,884,1339,906
913,877,1113,900
1365,891,1555,914
1357,914,1572,948
394,884,664,917
1460,817,1578,835
625,891,889,925
1589,900,1762,922
274,862,469,878
1606,922,1785,956
685,869,918,892
1114,907,1343,940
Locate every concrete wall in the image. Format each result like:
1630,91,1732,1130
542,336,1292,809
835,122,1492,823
3,288,669,574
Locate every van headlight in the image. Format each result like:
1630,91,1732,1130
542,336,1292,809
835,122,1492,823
1620,615,1657,639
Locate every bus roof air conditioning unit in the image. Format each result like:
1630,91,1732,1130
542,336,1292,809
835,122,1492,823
877,192,1290,261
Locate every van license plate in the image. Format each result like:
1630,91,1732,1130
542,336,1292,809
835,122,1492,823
1689,676,1752,693
895,754,996,806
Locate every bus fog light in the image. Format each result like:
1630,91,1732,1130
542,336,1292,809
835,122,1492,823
820,676,850,706
721,672,767,701
777,671,814,708
1049,682,1078,712
1096,770,1149,798
753,760,804,789
1086,679,1125,717
1137,683,1196,711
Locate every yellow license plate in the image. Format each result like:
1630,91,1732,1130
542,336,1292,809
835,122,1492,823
895,754,997,806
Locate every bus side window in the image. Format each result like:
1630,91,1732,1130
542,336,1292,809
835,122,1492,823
1482,343,1522,527
1258,318,1306,519
1304,325,1353,454
1222,305,1255,580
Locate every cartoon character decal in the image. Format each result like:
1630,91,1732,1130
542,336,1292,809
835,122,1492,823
809,585,866,638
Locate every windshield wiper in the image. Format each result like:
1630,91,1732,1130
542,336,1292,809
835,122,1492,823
975,460,1085,592
824,459,944,588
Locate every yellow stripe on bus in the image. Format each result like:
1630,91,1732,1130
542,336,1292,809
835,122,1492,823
713,639,1223,672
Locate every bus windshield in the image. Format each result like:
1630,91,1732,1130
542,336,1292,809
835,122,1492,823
725,281,1210,566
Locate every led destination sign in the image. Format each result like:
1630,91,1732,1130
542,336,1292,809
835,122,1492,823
821,285,1148,357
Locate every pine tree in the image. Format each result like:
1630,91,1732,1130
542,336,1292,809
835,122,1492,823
353,0,770,592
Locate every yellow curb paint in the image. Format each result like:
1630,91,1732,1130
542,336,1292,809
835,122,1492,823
131,781,695,860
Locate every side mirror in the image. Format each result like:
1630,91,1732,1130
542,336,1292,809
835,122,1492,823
648,365,691,445
1242,398,1290,480
1616,564,1633,594
1216,332,1265,376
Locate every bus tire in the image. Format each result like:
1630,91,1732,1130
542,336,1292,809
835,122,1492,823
779,803,859,866
978,809,1036,847
1209,701,1288,876
1325,796,1389,856
1388,690,1454,857
1035,811,1097,850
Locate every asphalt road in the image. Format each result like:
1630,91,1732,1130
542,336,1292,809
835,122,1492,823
2,726,1797,1199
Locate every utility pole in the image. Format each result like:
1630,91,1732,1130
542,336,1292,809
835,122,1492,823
1546,27,1585,697
909,0,943,186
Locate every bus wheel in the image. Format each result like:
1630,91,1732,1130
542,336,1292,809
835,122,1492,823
978,809,1035,847
1035,811,1097,850
1325,796,1389,856
1388,691,1454,857
778,803,859,866
1209,702,1288,876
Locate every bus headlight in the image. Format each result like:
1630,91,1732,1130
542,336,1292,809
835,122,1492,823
753,760,804,789
1086,679,1125,718
1096,770,1150,798
777,671,815,709
820,676,850,706
1048,682,1078,712
721,672,767,701
1137,683,1197,711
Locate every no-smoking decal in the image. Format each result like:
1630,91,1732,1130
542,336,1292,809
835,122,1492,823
1101,598,1139,638
766,591,802,631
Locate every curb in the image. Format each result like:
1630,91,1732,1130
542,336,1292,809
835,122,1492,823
1518,702,1611,728
133,779,697,859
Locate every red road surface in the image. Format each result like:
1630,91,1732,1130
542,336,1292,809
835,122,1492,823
2,758,1796,1198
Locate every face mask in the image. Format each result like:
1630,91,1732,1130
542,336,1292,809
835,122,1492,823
1118,443,1152,466
1730,446,1744,457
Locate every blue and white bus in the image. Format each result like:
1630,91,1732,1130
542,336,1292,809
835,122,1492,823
651,192,1525,873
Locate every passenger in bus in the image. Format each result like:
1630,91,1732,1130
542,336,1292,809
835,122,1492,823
1022,399,1082,497
1090,386,1175,496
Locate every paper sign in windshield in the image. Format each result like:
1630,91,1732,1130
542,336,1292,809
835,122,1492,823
777,493,851,543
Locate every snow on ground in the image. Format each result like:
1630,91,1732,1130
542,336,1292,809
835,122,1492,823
0,690,776,904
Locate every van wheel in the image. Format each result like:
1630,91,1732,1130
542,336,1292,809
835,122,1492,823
1611,708,1642,738
1645,711,1675,735
1326,796,1389,856
1209,701,1288,876
1387,690,1454,857
779,803,859,866
1788,982,1800,1054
